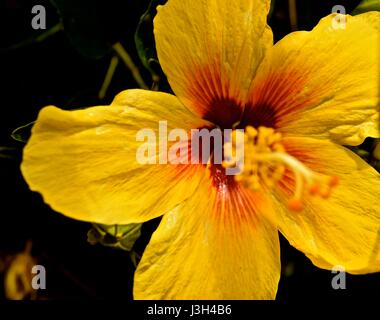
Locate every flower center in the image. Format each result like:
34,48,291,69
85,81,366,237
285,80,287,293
222,126,339,212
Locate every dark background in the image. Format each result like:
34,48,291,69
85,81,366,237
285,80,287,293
0,0,379,300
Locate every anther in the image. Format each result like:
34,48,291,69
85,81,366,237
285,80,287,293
222,126,339,212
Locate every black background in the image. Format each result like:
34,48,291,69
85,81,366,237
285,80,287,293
0,0,379,301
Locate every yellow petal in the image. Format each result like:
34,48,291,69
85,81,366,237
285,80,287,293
134,172,280,299
154,0,273,126
247,13,380,145
271,137,380,274
22,90,210,225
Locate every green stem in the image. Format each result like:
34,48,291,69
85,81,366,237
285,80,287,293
288,0,298,31
98,55,119,100
0,22,63,53
113,42,148,90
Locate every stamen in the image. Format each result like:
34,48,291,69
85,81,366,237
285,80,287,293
222,126,339,212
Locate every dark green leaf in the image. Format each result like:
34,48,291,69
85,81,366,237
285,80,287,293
87,223,142,252
129,251,141,268
50,0,111,59
352,0,380,14
135,0,166,79
268,0,276,21
347,146,370,161
11,122,35,143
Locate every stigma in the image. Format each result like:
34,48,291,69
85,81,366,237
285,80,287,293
222,126,339,212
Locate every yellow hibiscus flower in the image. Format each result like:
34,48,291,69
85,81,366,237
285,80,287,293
21,0,380,299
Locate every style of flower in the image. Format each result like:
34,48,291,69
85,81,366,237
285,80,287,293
22,0,380,299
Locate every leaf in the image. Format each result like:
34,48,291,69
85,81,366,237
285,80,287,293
371,140,380,172
134,0,166,79
352,0,380,15
11,122,35,143
87,223,142,252
129,251,141,268
268,0,276,21
374,139,380,161
348,146,370,161
50,0,111,59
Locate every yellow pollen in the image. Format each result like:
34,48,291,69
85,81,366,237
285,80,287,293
222,126,339,212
